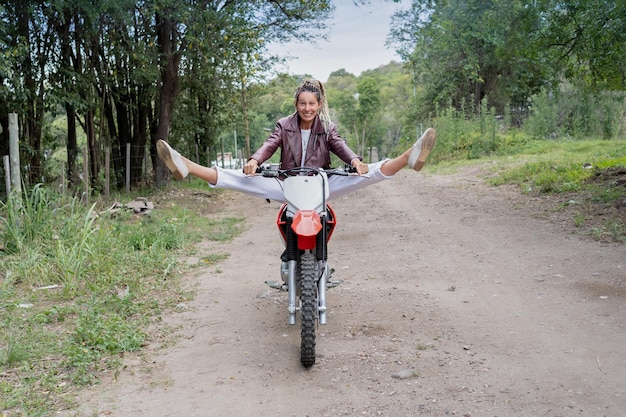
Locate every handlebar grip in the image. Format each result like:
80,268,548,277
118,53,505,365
258,163,280,177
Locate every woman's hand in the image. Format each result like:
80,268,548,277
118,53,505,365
243,159,259,175
351,159,369,175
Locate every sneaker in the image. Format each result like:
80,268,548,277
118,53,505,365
157,140,189,180
407,128,436,171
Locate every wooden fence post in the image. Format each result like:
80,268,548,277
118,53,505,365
60,162,65,193
8,113,21,196
3,155,10,194
126,143,130,194
82,146,88,201
144,144,149,183
105,147,110,201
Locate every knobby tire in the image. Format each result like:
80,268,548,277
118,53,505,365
300,252,317,367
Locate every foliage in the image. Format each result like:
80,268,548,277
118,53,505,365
3,0,625,195
0,185,245,414
524,84,626,140
0,0,335,193
325,63,413,161
537,0,626,91
423,98,531,164
389,0,548,117
388,0,626,121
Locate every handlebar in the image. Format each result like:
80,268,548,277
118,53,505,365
254,164,357,178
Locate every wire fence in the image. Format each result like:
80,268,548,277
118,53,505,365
1,143,158,200
1,139,239,204
1,113,239,201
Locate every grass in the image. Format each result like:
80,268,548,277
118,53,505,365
0,183,245,415
480,138,626,242
426,131,625,242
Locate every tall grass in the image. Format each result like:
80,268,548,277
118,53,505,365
418,98,531,165
0,184,245,414
0,185,101,295
524,83,626,140
1,184,53,253
415,84,625,168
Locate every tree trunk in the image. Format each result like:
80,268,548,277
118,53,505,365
65,103,79,188
57,9,80,189
240,81,251,159
0,90,9,158
154,13,182,187
86,108,99,192
130,95,150,185
17,0,43,186
103,93,124,189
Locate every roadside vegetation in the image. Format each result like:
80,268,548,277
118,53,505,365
0,183,245,415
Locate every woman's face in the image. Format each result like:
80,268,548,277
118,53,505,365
295,91,321,127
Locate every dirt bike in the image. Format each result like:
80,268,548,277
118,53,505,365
260,164,356,367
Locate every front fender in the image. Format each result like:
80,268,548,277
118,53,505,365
292,210,322,250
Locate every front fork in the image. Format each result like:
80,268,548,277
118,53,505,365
317,260,328,325
285,257,328,325
287,259,297,325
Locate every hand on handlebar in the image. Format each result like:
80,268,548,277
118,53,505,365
243,159,259,175
351,159,369,176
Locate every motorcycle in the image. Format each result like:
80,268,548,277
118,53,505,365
259,164,356,367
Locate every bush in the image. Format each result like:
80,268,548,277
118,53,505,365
524,84,626,140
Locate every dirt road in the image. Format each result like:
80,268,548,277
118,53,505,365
72,166,625,417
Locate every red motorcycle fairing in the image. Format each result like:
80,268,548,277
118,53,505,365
292,210,321,249
276,203,338,245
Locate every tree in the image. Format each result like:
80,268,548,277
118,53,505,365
389,0,547,117
359,63,412,156
1,0,53,186
148,0,336,185
331,76,382,160
355,77,382,159
334,88,359,151
1,0,336,193
0,3,16,158
538,0,626,91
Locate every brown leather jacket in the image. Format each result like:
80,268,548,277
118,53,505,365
249,112,361,170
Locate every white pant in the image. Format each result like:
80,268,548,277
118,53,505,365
209,160,393,202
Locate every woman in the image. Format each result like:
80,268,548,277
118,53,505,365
157,78,436,202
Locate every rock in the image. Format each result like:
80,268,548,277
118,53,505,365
391,369,418,379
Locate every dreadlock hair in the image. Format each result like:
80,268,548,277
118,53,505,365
294,78,331,134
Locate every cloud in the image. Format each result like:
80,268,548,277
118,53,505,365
268,0,410,82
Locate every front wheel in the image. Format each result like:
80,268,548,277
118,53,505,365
299,252,317,367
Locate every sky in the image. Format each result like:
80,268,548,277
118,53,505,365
267,0,411,82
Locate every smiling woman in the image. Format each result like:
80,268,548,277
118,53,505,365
295,89,323,130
